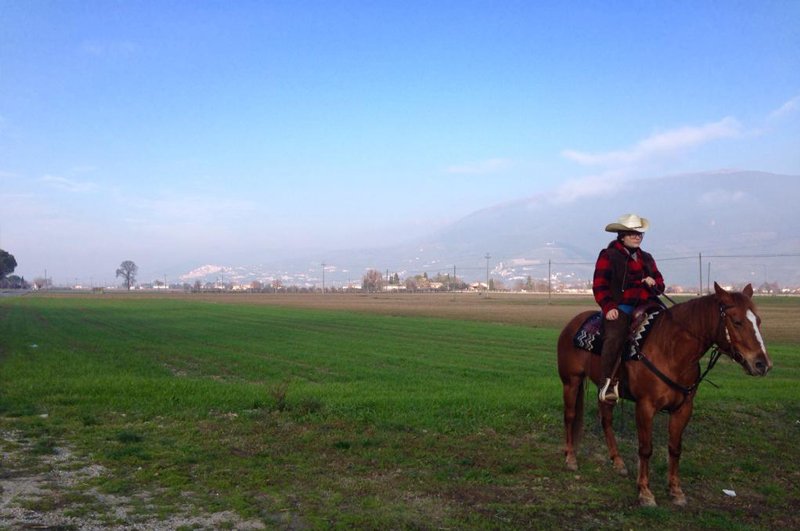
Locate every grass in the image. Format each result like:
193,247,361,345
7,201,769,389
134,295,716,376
1,294,799,530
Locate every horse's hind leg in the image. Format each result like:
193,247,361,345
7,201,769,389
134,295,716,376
562,375,583,471
667,399,694,506
599,401,628,476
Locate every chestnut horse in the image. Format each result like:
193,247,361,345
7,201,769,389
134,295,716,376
557,283,772,506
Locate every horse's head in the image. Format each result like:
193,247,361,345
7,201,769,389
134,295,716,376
714,282,773,376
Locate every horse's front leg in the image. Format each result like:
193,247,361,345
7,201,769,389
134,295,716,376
635,400,658,506
599,401,627,476
668,398,694,506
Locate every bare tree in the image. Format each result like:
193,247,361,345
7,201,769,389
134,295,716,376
33,277,51,289
250,280,263,292
362,269,384,293
404,277,418,291
116,260,138,290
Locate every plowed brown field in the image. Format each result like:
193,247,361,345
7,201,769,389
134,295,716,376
35,291,800,343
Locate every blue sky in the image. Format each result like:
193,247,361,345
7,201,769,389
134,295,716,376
1,0,798,284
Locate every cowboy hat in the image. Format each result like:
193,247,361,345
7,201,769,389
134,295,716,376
605,213,650,233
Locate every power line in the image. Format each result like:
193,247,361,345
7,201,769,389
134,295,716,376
549,252,800,266
704,253,800,258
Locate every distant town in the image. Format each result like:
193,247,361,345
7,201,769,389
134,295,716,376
5,271,796,296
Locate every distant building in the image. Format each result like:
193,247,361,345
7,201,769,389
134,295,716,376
383,284,406,292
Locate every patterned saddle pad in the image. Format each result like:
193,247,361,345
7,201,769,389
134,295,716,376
573,311,661,361
574,312,604,355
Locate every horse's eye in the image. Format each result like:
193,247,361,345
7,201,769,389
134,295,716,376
733,320,743,327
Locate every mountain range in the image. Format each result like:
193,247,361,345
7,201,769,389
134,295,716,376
178,170,800,289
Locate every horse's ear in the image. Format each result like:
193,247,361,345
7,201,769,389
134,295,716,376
743,284,754,298
714,282,733,304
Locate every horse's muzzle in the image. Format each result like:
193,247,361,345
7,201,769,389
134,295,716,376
748,353,773,376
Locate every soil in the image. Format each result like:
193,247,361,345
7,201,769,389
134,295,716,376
0,430,267,531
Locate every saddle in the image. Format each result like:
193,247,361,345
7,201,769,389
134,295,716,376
573,301,664,361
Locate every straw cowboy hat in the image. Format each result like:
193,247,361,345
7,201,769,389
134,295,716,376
605,213,651,233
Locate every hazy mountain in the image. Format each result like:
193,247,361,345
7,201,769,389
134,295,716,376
179,170,800,289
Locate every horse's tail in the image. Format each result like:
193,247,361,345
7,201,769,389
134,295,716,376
573,377,586,447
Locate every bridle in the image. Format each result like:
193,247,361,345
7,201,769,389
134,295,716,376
715,303,749,366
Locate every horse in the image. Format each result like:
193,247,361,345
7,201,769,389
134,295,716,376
557,282,773,506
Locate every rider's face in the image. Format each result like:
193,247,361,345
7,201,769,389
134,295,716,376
621,232,643,248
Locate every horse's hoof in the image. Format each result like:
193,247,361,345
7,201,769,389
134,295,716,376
566,459,578,471
639,494,657,507
612,458,628,477
671,493,687,506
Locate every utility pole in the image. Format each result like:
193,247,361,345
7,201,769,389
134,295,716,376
322,262,326,293
548,260,552,303
44,269,47,290
698,253,703,296
453,265,457,291
485,253,491,292
164,274,167,292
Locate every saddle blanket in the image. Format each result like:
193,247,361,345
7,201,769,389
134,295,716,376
573,311,661,361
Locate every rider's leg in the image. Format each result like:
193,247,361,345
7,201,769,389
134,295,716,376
599,312,630,401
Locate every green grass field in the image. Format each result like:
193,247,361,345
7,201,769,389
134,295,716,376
1,295,798,530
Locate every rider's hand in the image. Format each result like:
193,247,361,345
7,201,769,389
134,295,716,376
605,309,619,321
643,276,656,287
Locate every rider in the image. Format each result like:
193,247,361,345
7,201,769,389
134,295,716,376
593,214,665,403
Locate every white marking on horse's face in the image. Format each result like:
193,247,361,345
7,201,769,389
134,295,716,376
746,310,767,354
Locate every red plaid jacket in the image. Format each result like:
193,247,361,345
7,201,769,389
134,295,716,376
593,240,664,315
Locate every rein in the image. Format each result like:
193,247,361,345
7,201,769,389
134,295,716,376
635,295,742,409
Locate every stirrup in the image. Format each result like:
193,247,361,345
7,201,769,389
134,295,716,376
599,378,619,403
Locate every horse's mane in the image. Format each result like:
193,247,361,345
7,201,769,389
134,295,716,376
655,293,720,349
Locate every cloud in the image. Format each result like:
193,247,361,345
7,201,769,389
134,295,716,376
699,189,746,204
561,117,743,167
550,169,631,204
42,175,97,192
769,94,800,119
443,158,513,175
